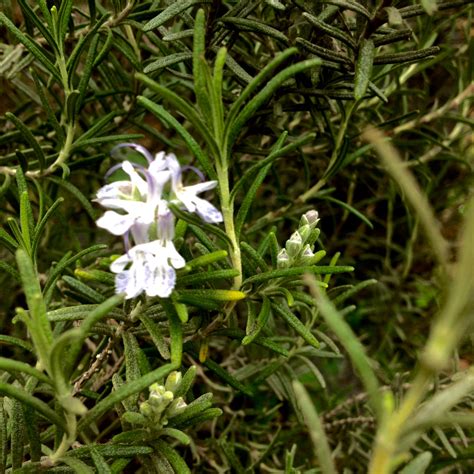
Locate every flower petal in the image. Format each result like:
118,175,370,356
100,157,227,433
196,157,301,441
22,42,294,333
183,181,218,195
122,161,148,197
193,196,223,223
97,211,135,235
110,253,132,273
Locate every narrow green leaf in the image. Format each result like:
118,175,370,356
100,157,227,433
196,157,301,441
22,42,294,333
123,332,142,405
19,191,32,254
78,293,125,338
60,457,95,474
0,13,60,82
62,276,105,303
243,297,271,345
0,401,6,472
220,440,246,474
271,303,319,348
173,365,197,398
154,440,191,474
17,0,57,49
170,205,231,248
293,381,337,474
0,357,51,385
32,197,64,257
16,249,53,367
240,242,269,272
193,9,212,119
303,13,355,49
160,427,191,445
66,444,153,459
74,111,122,144
31,69,64,143
332,279,377,305
91,447,112,474
304,276,382,418
321,195,373,228
138,313,170,359
76,33,100,114
137,96,216,180
0,335,33,352
136,73,218,158
186,250,229,269
169,393,213,426
174,407,222,428
178,269,239,286
219,17,289,44
22,403,41,462
162,300,183,366
66,17,106,75
0,383,67,430
223,52,252,83
94,29,114,67
144,52,193,73
72,134,144,150
355,39,375,100
421,0,438,15
212,47,227,137
226,48,298,131
6,112,46,171
296,37,352,64
78,363,177,429
323,0,371,19
243,266,353,285
399,452,433,474
48,176,96,219
144,0,203,30
227,58,321,151
373,46,440,65
10,399,24,470
235,164,271,236
58,0,73,43
44,244,107,296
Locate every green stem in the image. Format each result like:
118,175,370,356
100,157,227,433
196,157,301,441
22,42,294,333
369,368,432,474
217,164,242,289
49,411,77,463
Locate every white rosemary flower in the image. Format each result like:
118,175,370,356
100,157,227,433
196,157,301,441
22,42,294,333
166,153,223,223
96,145,223,298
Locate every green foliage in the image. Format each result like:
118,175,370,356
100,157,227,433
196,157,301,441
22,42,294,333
0,1,473,473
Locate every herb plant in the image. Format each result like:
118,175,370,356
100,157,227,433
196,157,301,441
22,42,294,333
0,1,473,472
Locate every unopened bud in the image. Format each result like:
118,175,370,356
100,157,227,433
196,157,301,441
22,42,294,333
140,401,152,418
166,397,188,418
165,371,182,393
277,248,290,268
286,231,302,257
298,224,311,242
303,210,319,226
299,245,314,264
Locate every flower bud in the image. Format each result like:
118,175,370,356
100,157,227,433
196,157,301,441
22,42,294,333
285,231,302,257
299,245,315,265
302,210,319,227
165,371,182,393
298,224,311,243
166,397,188,418
140,401,153,418
277,248,290,268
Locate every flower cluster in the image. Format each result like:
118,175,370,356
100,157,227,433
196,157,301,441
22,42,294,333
96,144,222,299
277,210,324,268
138,371,187,429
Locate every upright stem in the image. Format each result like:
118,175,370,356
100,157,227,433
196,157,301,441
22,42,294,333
217,164,242,289
368,368,432,473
